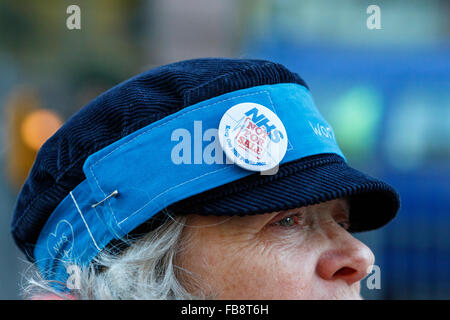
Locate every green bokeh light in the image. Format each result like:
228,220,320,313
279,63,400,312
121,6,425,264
330,86,383,160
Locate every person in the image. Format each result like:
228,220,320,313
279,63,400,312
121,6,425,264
11,58,400,299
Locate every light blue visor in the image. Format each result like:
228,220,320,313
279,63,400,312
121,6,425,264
34,83,345,288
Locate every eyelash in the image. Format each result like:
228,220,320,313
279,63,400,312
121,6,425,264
272,213,351,230
337,221,351,230
272,213,302,227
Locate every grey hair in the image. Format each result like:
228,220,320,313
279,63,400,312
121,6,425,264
21,215,208,300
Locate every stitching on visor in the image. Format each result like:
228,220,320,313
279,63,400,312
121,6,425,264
88,88,284,227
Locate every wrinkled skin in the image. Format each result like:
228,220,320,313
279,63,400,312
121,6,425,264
177,198,375,299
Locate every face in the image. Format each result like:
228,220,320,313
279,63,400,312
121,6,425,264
176,198,375,299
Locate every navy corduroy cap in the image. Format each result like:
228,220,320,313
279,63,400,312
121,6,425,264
11,58,400,261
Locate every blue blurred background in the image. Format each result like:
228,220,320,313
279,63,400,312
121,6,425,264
0,0,449,299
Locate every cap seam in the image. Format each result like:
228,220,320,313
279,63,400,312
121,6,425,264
183,62,305,106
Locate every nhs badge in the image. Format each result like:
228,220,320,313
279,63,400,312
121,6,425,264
218,103,288,172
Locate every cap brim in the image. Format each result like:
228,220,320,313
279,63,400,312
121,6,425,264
171,154,400,232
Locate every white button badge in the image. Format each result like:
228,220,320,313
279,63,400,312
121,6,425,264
218,102,288,172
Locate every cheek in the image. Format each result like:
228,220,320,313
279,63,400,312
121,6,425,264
204,238,320,299
255,242,319,299
178,224,329,299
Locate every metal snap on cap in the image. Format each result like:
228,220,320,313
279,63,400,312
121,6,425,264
218,102,288,172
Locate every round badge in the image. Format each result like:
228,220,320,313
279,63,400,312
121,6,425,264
218,102,288,171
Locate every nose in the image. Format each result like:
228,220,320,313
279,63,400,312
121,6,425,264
315,229,375,286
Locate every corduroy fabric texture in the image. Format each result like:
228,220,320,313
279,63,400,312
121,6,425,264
11,58,399,261
169,153,399,233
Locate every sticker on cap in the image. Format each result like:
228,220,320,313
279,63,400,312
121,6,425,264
218,102,288,171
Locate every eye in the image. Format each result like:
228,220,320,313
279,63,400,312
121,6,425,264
274,213,301,227
337,220,351,230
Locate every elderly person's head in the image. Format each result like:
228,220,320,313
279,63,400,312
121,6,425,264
11,58,399,300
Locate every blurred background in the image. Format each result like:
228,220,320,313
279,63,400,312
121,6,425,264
0,0,449,299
